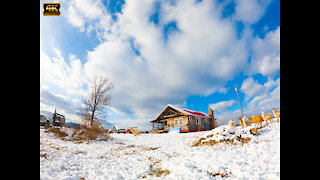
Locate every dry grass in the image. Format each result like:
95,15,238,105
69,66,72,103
71,124,110,142
46,127,68,138
112,145,159,153
192,127,260,147
146,166,171,177
142,158,170,178
207,171,231,178
45,124,110,142
192,137,251,147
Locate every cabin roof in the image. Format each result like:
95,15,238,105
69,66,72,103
151,104,210,122
54,113,65,118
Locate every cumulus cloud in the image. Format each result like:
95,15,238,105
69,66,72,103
40,48,88,97
41,0,279,126
240,76,280,115
209,100,237,113
40,85,82,121
233,0,271,24
240,76,279,99
66,0,112,36
214,76,280,125
240,77,266,99
247,83,280,110
248,27,280,78
40,44,88,121
215,79,279,125
84,0,249,118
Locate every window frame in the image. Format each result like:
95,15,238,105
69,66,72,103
179,118,183,125
196,117,200,124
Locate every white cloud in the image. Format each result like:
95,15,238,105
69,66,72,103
209,100,237,113
41,0,279,124
241,77,280,114
248,27,280,78
240,77,266,99
234,0,271,24
40,48,88,96
212,76,280,125
215,109,242,125
66,4,85,31
65,0,112,36
40,85,82,122
240,76,279,98
215,79,279,125
247,84,280,110
71,0,104,19
40,43,89,122
83,0,250,118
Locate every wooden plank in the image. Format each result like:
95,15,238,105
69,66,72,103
163,114,178,118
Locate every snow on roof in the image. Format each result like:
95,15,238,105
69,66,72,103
40,110,54,120
167,104,210,118
151,104,210,122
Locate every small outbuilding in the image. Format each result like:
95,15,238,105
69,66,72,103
53,109,66,126
151,104,218,133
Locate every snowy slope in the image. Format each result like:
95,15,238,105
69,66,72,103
40,110,54,123
40,119,280,180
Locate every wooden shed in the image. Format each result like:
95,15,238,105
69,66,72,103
150,104,217,133
53,109,66,126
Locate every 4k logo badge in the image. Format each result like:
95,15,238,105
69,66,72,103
43,3,60,16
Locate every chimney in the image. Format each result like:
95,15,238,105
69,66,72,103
208,108,217,128
208,109,214,117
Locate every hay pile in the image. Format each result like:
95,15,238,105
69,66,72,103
193,125,259,147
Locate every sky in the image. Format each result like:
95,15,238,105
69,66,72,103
40,0,280,130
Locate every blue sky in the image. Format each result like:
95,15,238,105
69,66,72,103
40,0,280,130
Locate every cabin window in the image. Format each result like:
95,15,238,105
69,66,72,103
174,119,178,126
179,118,183,125
196,117,200,124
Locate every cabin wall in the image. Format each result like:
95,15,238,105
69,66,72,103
162,116,189,131
53,116,66,126
60,117,66,126
188,116,214,131
161,116,215,132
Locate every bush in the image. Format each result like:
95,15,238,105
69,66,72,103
71,124,110,142
47,127,68,138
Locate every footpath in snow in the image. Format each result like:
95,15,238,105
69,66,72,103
40,119,280,180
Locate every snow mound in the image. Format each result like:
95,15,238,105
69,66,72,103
193,125,258,146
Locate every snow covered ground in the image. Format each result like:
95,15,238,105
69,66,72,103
40,119,280,180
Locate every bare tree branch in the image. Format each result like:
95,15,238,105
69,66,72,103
82,76,114,126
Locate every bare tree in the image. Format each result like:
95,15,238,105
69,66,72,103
83,76,114,126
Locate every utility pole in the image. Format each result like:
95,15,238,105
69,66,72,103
235,83,244,118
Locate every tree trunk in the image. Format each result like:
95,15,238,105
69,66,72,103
91,109,95,127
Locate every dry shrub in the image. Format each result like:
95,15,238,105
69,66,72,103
250,128,258,135
142,162,170,178
72,124,110,142
192,136,251,147
147,167,171,177
207,171,231,178
47,127,68,138
192,126,259,147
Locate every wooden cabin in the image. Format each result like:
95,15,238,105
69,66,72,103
53,109,66,126
151,104,217,133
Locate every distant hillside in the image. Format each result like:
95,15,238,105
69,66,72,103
40,110,54,123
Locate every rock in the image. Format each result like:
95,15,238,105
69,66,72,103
250,128,258,135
